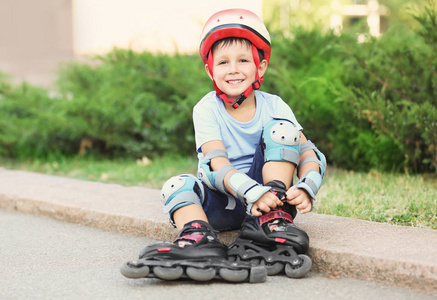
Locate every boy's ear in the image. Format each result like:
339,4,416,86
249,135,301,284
258,59,268,78
205,64,213,80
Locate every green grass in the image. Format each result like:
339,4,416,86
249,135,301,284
1,155,436,230
316,168,437,230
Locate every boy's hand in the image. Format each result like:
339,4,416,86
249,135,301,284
250,191,283,217
285,187,312,214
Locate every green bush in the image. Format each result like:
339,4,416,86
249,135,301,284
344,4,437,172
0,76,73,159
55,50,211,157
0,52,212,159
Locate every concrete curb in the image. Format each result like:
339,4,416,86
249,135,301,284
0,168,436,294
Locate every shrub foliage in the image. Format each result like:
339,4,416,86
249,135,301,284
0,5,435,172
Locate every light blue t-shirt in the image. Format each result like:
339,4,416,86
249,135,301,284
193,90,302,173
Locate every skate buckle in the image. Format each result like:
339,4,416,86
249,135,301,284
157,247,171,252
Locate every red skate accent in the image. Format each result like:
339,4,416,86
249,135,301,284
192,222,202,228
259,210,293,225
157,248,171,252
176,233,204,243
275,238,287,244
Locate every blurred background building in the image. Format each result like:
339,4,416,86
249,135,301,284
264,0,388,38
0,0,400,87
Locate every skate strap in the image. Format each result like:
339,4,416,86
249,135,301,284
175,233,204,243
259,210,293,225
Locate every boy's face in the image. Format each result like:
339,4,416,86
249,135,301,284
206,41,267,101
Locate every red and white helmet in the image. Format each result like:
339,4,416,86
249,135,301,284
199,9,271,108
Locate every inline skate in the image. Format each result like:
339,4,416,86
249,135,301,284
228,181,312,278
120,220,267,283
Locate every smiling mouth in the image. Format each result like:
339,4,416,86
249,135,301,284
227,79,244,84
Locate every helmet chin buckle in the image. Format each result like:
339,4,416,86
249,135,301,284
231,79,262,109
231,93,246,109
252,79,261,90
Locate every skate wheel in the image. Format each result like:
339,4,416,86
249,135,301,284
219,268,249,283
186,267,216,281
284,255,312,278
153,266,183,281
120,262,150,279
264,262,284,276
249,266,267,283
249,258,283,276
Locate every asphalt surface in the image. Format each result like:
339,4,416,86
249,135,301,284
1,209,435,300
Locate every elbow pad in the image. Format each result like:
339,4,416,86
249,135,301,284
298,141,326,177
198,149,233,194
296,141,326,200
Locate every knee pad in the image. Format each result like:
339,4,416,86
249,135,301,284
161,174,205,217
262,117,301,166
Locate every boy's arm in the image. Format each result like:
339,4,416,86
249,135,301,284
297,133,320,178
201,140,237,190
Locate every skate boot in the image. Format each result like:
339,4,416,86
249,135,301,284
120,220,267,283
228,210,312,278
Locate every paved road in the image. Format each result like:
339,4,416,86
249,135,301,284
1,209,435,300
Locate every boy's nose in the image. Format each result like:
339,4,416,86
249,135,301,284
228,62,239,73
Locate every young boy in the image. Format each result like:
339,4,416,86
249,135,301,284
121,9,326,282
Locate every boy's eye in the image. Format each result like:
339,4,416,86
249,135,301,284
218,61,227,65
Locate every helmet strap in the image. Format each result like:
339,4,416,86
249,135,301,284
207,45,264,109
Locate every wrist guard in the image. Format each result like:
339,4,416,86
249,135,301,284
227,172,271,214
296,170,322,200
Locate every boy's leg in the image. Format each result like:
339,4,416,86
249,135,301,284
262,161,294,189
248,145,297,217
120,173,267,283
248,118,299,189
160,173,246,232
173,188,247,232
160,174,208,231
173,204,208,232
228,120,311,278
